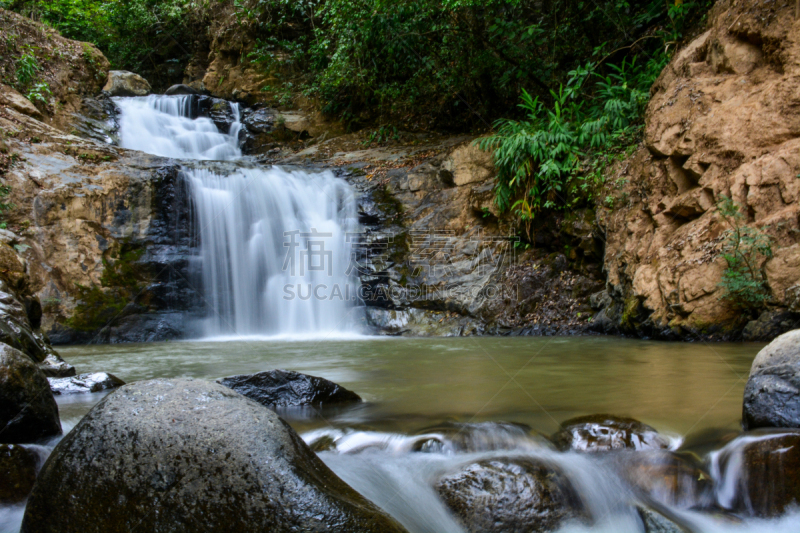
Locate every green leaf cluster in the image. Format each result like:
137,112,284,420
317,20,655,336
716,196,774,311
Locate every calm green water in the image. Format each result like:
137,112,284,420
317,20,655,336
58,335,762,438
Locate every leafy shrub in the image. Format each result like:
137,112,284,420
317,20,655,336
476,57,653,237
15,47,40,88
716,196,774,311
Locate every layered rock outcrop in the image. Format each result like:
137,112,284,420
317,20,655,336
596,0,800,339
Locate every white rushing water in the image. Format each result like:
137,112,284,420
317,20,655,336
114,95,360,338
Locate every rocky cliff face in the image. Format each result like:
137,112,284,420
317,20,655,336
595,0,800,340
1,100,197,344
4,2,798,343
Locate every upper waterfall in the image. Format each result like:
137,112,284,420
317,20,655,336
112,94,361,338
114,95,242,160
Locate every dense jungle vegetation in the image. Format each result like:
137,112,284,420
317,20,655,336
3,0,713,238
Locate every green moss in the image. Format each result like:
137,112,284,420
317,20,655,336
620,294,642,331
373,185,404,218
66,241,147,332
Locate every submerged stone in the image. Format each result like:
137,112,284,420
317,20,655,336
21,379,406,533
551,414,670,453
435,457,586,533
610,451,713,509
48,372,125,395
637,506,690,533
217,369,362,407
716,430,800,518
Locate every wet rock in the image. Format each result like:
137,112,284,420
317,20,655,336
637,507,689,533
435,458,586,533
48,372,125,395
0,243,74,376
21,379,407,533
217,369,362,408
103,70,151,97
0,344,61,444
207,98,235,134
412,421,543,453
714,430,800,518
68,95,119,145
611,451,712,509
0,444,37,503
552,414,670,453
743,329,800,430
164,84,199,96
242,107,275,133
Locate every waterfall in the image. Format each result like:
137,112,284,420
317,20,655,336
114,95,360,338
114,95,242,160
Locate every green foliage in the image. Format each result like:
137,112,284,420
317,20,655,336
15,47,40,88
472,0,712,239
476,57,652,236
8,0,195,83
25,81,51,104
235,0,712,127
716,196,774,311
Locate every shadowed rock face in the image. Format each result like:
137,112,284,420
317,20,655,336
0,344,61,444
0,444,37,502
743,329,800,430
21,378,406,533
551,414,670,453
217,369,362,407
435,458,586,533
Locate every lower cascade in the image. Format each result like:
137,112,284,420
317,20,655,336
114,95,360,338
188,166,359,337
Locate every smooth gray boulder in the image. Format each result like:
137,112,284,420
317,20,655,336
0,344,61,444
48,372,125,395
21,378,406,533
743,329,800,429
103,70,151,97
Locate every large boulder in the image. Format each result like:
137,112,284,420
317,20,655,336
552,414,670,453
743,329,800,429
21,379,405,533
48,372,125,395
0,344,61,444
103,70,151,97
0,444,38,502
435,458,586,533
217,369,362,408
